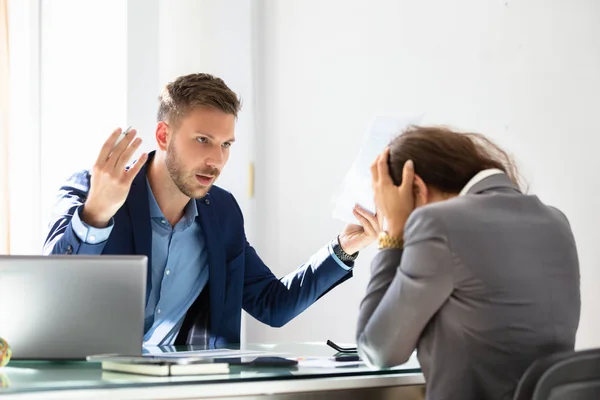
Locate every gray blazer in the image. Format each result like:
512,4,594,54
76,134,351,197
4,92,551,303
356,173,580,400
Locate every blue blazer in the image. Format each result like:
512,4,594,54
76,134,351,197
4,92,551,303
43,152,353,346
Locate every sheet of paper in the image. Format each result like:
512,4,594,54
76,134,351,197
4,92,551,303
332,114,423,225
142,348,270,359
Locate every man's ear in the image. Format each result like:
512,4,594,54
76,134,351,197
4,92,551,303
156,121,169,151
413,175,428,204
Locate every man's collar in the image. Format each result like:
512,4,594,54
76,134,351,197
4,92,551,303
145,177,164,219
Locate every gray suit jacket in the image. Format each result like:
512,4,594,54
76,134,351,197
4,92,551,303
356,173,580,400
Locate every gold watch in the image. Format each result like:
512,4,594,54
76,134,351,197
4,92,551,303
378,231,404,249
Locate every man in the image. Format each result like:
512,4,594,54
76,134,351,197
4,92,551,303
43,73,380,347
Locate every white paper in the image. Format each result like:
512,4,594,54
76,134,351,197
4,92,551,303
142,348,270,359
332,114,423,224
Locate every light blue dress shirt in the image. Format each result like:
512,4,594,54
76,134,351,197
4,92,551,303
72,180,210,345
142,180,209,345
71,207,114,244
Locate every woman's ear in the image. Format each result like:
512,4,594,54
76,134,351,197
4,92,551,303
413,175,428,206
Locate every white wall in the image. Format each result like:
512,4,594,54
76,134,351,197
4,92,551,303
8,0,41,254
38,0,128,249
250,0,600,349
7,0,41,254
127,0,159,152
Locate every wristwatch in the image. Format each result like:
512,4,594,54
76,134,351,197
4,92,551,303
332,236,359,263
378,231,404,249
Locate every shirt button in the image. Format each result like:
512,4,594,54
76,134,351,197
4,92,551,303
157,308,161,314
161,219,167,224
165,270,170,275
89,235,96,242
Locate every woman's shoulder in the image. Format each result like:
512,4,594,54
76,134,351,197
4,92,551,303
405,192,572,239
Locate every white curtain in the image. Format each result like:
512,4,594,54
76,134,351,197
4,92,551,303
0,0,9,254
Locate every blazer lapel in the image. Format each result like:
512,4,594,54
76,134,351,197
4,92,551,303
127,158,153,303
195,192,226,336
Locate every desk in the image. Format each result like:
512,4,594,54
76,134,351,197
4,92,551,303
0,343,425,399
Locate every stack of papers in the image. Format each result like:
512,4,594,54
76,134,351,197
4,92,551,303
332,114,423,225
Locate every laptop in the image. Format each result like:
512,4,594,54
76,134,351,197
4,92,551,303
0,255,147,360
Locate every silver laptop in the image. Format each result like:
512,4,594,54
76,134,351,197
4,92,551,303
0,255,147,360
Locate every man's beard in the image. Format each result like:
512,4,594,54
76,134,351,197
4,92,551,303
165,142,220,199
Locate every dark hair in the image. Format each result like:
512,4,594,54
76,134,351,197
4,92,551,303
157,73,241,125
388,125,524,192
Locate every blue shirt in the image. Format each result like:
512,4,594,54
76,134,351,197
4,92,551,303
71,180,210,345
141,179,209,345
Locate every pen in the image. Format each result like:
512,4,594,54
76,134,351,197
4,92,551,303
113,125,132,148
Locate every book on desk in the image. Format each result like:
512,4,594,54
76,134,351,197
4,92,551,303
89,354,300,376
88,355,230,376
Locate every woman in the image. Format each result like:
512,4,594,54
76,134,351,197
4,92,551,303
356,126,580,400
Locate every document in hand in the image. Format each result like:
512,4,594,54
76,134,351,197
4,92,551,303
332,114,423,225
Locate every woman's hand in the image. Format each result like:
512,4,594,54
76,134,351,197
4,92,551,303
370,147,416,238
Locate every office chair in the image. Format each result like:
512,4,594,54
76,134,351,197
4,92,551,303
513,348,600,400
513,350,576,400
532,349,600,400
546,380,600,400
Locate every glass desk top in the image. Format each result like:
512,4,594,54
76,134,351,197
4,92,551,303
0,342,422,397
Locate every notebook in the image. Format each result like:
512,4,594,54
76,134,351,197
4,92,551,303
90,355,230,376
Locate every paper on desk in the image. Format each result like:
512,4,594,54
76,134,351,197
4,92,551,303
142,348,271,359
332,114,423,225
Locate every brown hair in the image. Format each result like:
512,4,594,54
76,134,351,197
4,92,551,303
388,126,524,193
157,73,241,126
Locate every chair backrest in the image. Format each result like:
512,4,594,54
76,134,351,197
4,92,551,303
513,350,578,400
547,380,600,400
513,348,600,400
532,348,600,400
